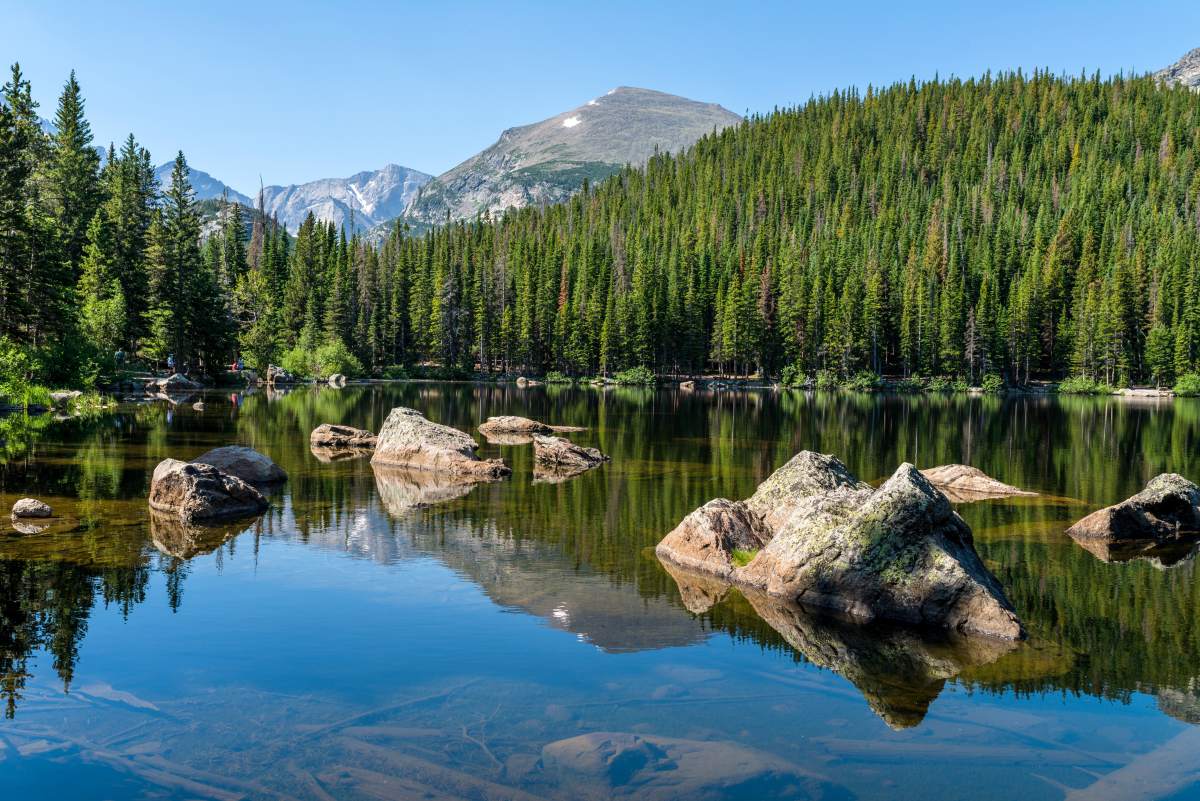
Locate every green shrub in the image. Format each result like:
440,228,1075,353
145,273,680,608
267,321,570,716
1057,375,1117,395
890,375,924,392
927,375,955,392
612,366,655,385
281,338,364,379
844,371,881,392
545,370,573,384
780,363,808,388
1174,373,1200,397
981,373,1004,394
815,370,839,390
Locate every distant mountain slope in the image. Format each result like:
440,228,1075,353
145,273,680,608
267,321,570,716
1157,47,1200,88
260,164,432,233
153,162,252,205
402,86,742,226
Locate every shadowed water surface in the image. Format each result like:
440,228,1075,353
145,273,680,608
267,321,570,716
1,384,1200,800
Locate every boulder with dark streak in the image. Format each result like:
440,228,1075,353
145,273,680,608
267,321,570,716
310,423,377,451
1066,474,1200,542
532,434,609,479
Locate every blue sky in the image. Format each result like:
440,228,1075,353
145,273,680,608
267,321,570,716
3,0,1198,193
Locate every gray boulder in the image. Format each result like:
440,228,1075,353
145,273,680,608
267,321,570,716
657,451,1024,640
192,446,287,486
11,498,52,518
479,415,553,436
328,373,347,387
265,365,296,385
147,373,202,391
1066,474,1200,542
149,459,268,524
370,407,510,480
49,390,81,408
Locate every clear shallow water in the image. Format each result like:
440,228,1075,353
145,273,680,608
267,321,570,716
1,384,1200,800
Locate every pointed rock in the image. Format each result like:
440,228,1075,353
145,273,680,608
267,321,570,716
370,407,509,480
1066,473,1200,542
149,459,268,524
919,464,1035,503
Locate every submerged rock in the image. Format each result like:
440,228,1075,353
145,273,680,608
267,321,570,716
149,459,268,524
919,464,1036,503
656,451,1024,640
193,446,287,486
370,407,510,480
11,498,52,518
538,731,841,800
532,434,609,480
1066,474,1200,542
310,423,377,451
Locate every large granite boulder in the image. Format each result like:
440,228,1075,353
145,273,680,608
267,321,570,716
920,464,1035,503
657,451,1024,641
370,407,510,480
11,498,52,518
149,459,268,524
193,446,287,486
1066,474,1200,541
310,423,377,451
532,434,610,480
655,499,771,580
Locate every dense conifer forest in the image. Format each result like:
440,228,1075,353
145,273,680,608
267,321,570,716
4,65,1200,393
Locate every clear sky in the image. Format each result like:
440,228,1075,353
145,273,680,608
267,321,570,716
3,0,1198,194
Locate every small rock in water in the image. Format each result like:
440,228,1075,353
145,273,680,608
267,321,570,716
11,498,52,518
310,423,377,450
532,434,609,480
919,464,1035,503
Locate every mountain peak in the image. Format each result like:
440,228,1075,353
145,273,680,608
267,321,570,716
402,87,741,227
1157,47,1200,88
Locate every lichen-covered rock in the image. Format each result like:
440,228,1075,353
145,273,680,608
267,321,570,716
1066,474,1200,541
370,407,510,480
919,464,1035,503
744,451,871,533
532,434,609,479
657,451,1025,641
149,459,268,524
655,499,770,580
11,498,52,518
310,423,377,450
193,446,287,486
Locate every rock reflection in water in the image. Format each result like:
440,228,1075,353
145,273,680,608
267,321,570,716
664,563,1015,728
149,510,260,559
371,464,478,514
1069,533,1200,569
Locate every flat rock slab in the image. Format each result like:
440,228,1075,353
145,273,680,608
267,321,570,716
657,451,1025,641
310,423,377,450
478,416,587,436
1066,473,1200,542
371,407,510,480
11,498,52,518
920,464,1035,503
193,446,287,486
149,459,268,524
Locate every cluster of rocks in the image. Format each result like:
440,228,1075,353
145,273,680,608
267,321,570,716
656,451,1026,640
477,415,607,481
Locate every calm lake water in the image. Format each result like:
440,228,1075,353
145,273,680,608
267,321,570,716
2,384,1200,800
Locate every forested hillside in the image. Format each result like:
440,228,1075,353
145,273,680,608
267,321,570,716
4,66,1200,390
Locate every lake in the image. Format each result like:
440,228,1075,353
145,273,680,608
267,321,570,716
2,384,1199,800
